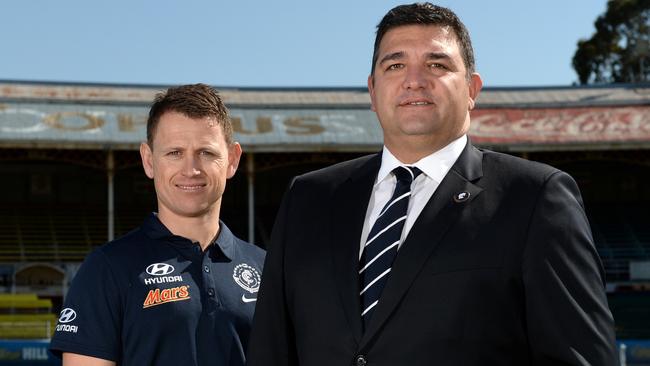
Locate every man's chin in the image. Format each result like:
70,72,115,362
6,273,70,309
164,205,214,220
397,125,440,137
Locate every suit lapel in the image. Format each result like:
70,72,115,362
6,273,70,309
360,142,485,348
330,154,381,344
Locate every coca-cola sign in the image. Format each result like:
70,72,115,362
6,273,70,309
470,106,650,144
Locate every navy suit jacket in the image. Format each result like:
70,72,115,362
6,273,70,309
247,142,618,365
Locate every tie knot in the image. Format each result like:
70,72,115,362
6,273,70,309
393,166,422,185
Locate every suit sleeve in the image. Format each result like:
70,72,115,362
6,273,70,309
523,171,618,365
247,181,299,366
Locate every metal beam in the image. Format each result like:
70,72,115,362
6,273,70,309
107,150,115,241
247,153,255,244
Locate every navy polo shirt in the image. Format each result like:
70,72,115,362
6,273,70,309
50,214,265,366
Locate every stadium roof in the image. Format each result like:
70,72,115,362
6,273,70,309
0,80,649,152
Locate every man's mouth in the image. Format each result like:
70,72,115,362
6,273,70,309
176,184,206,191
399,99,433,106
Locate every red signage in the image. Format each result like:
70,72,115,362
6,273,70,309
470,106,650,145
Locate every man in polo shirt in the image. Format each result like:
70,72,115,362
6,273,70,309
50,83,265,366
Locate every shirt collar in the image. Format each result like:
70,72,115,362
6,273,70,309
141,213,236,260
376,134,467,185
213,221,236,260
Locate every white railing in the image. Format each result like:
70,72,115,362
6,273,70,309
0,321,53,339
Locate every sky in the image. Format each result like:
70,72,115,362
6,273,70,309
1,0,607,88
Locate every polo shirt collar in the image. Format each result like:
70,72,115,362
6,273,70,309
213,221,237,260
376,134,467,185
141,213,236,260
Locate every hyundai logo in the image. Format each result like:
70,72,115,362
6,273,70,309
146,263,175,276
59,308,77,323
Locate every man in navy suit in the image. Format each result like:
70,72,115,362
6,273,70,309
247,3,618,365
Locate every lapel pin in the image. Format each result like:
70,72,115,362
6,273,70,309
453,191,470,203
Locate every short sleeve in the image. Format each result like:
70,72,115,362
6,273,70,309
49,248,123,362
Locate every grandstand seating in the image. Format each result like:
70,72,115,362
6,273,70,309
609,292,650,339
0,203,648,283
0,294,38,302
0,205,145,262
0,294,57,339
587,204,650,281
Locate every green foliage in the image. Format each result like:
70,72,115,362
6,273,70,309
573,0,649,84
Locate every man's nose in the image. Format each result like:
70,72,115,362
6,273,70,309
181,155,202,177
402,66,427,90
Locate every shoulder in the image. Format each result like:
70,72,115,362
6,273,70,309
479,148,565,186
218,222,266,266
236,237,266,261
78,225,160,281
299,153,377,181
64,229,152,300
292,153,378,191
481,148,557,175
96,226,150,260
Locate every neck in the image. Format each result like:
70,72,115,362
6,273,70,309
157,209,221,251
384,136,454,164
385,125,468,164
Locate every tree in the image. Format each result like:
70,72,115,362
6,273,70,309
573,0,650,84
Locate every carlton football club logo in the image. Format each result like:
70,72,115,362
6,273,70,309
233,263,260,303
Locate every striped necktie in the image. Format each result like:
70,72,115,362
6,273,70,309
359,165,422,327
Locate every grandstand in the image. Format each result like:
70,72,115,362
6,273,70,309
0,80,649,363
0,294,56,339
591,203,650,281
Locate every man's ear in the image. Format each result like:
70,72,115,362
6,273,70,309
140,142,154,179
467,72,483,110
227,142,242,179
367,75,377,112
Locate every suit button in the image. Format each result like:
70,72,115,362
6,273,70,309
355,354,367,366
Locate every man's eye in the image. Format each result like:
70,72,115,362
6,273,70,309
430,63,448,70
387,63,404,71
167,151,181,156
200,150,215,157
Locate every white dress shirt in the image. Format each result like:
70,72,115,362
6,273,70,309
359,135,468,258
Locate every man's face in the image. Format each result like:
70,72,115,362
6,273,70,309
140,111,241,223
368,24,482,156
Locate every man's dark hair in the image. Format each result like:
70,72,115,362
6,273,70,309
371,2,475,78
146,83,233,147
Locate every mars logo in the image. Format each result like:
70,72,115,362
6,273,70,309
143,285,191,308
233,264,260,294
58,308,76,323
146,263,175,276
